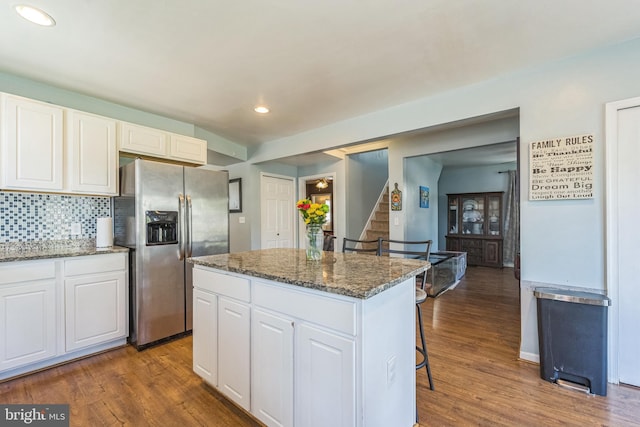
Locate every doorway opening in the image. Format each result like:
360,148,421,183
297,172,336,250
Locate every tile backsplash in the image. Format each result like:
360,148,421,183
0,191,111,242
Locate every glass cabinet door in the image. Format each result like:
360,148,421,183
487,194,501,236
448,196,459,234
461,196,485,235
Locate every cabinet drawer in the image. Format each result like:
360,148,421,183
193,268,250,303
464,247,482,256
460,239,483,249
253,281,356,336
0,261,56,285
64,253,125,277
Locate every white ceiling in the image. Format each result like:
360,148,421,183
2,1,640,151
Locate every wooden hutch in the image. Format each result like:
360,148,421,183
445,192,504,268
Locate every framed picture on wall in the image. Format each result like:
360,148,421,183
420,186,430,208
229,178,242,213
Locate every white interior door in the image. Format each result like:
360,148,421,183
607,98,640,386
613,104,640,387
261,174,295,249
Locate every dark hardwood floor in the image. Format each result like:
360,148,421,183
418,265,640,426
0,335,261,426
1,266,638,426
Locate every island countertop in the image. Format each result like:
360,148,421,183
188,248,430,299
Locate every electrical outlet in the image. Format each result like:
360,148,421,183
70,223,82,236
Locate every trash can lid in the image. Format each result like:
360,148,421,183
533,288,611,306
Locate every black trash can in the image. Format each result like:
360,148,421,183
534,288,611,396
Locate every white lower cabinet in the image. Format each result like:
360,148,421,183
0,253,128,379
251,308,294,427
250,286,356,427
64,273,126,352
192,269,251,411
64,254,127,352
218,297,251,410
192,265,415,427
295,323,355,427
0,262,57,371
193,288,218,385
251,309,355,427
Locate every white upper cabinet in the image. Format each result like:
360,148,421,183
170,134,207,165
1,93,64,191
1,92,208,195
119,121,207,165
67,110,118,195
119,122,168,158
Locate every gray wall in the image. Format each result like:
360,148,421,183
404,156,443,249
345,150,388,238
224,162,252,253
246,37,640,361
226,161,299,252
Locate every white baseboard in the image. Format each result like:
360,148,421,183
519,351,540,364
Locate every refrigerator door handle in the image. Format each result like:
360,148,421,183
178,193,185,260
186,195,193,257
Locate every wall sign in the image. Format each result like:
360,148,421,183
529,134,594,200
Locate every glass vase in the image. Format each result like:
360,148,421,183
305,224,324,261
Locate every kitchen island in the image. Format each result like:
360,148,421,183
189,248,430,427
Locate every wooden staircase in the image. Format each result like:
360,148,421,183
361,186,390,246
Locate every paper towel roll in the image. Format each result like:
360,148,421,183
96,217,114,249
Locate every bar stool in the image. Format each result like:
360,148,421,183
378,238,434,391
342,237,380,254
415,286,434,390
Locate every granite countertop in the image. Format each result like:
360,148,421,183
0,239,129,263
188,248,430,299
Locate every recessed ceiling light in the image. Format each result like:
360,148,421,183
14,5,56,27
254,106,270,114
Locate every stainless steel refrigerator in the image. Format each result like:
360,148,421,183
114,159,229,349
